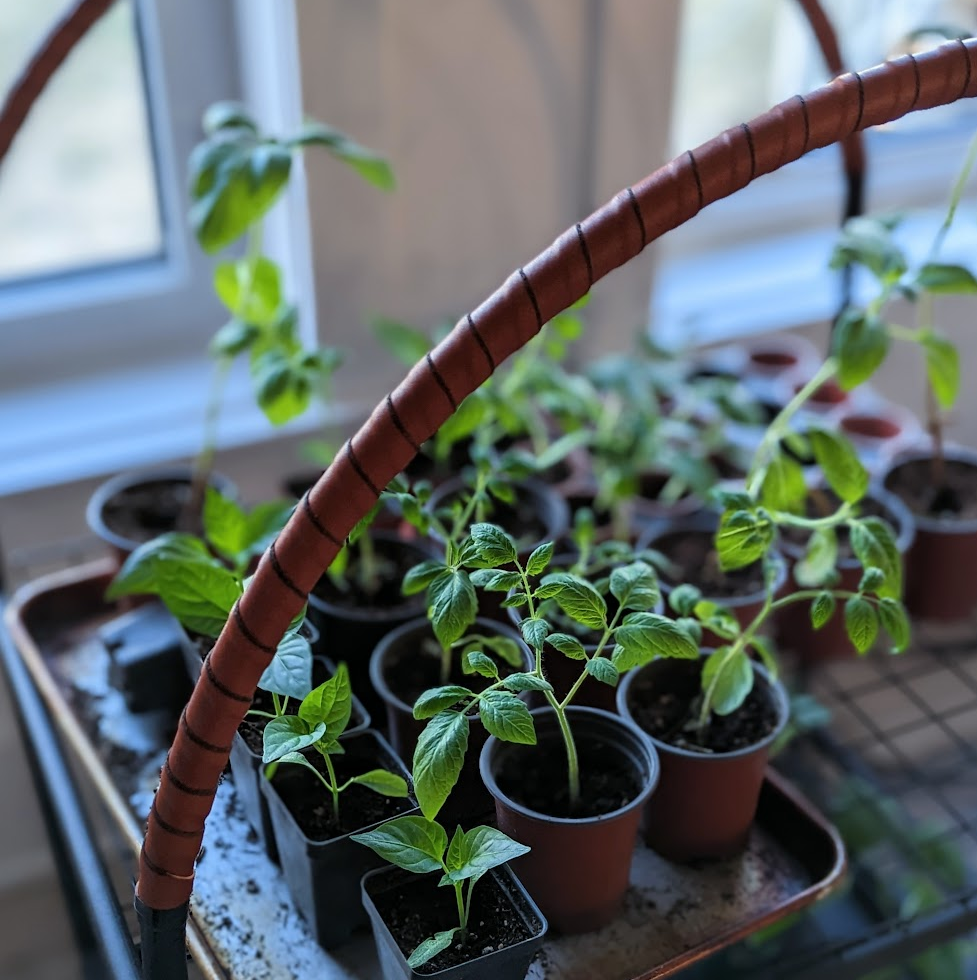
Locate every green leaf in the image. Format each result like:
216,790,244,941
829,216,907,280
921,332,960,410
443,825,531,884
202,487,248,563
210,318,260,357
877,598,911,653
274,751,325,779
668,583,702,617
539,573,607,630
350,769,409,797
413,711,470,819
520,617,550,651
407,929,459,970
463,650,499,679
693,601,740,640
716,509,774,571
468,569,522,593
371,317,431,365
213,256,282,326
154,561,241,637
859,566,886,593
258,630,313,699
811,591,836,629
413,686,473,720
545,632,587,660
402,560,446,596
831,309,891,390
526,542,555,577
290,122,396,190
478,691,536,744
480,635,523,668
203,101,256,135
609,561,661,612
794,527,838,588
761,452,808,514
351,815,447,873
702,648,754,716
844,596,879,654
750,635,779,680
808,429,869,504
469,524,518,566
612,613,699,671
850,517,902,599
105,532,220,600
299,663,352,740
250,348,312,426
502,672,552,692
916,262,977,294
586,657,619,687
262,716,325,763
428,569,478,649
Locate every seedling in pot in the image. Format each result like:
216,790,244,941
408,524,699,818
353,815,530,969
262,664,409,821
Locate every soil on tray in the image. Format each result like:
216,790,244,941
626,660,779,754
311,537,429,612
101,479,198,543
269,739,412,840
886,457,977,521
780,489,896,560
656,530,765,598
369,872,534,974
495,731,643,818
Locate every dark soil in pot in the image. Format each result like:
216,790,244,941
654,528,766,599
883,448,977,620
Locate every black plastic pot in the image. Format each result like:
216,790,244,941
371,616,530,825
361,863,547,980
260,730,417,949
479,706,659,934
306,531,438,721
616,653,788,861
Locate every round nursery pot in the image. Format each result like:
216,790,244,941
742,334,820,392
617,653,788,861
778,487,915,663
371,617,530,824
882,447,977,620
260,730,418,949
306,531,438,721
838,403,919,474
638,514,788,645
361,862,547,980
86,465,235,569
479,706,659,934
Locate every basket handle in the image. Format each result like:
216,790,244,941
137,38,977,914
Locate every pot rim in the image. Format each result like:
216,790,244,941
615,652,789,762
370,616,529,717
881,445,977,534
479,705,660,826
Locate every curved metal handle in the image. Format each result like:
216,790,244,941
137,37,977,912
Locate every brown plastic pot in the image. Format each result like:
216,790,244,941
882,447,977,620
616,654,788,861
777,486,915,663
371,616,529,825
479,706,659,934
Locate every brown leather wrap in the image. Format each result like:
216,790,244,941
137,38,977,910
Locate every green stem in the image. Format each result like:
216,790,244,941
544,689,580,805
770,503,852,530
455,881,467,932
321,752,341,823
929,125,977,262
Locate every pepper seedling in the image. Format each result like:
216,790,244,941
262,663,409,820
352,815,530,969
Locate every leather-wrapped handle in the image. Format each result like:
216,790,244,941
137,38,977,911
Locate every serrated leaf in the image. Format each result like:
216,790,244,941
502,672,552,692
761,452,808,514
702,648,754,716
878,598,911,652
850,517,902,599
428,569,477,649
612,613,700,670
831,309,890,390
794,527,838,588
859,566,886,593
520,617,550,651
463,650,499,679
526,541,555,577
668,583,703,617
351,815,447,873
469,523,519,565
349,769,409,797
412,686,473,720
693,600,740,640
413,711,470,819
402,560,447,596
586,657,619,686
539,572,607,630
610,561,661,612
844,596,879,653
921,332,960,410
716,509,774,571
811,591,836,629
407,929,459,970
478,691,536,744
262,716,325,764
546,632,587,660
258,631,313,699
501,592,529,609
809,429,869,504
468,569,522,592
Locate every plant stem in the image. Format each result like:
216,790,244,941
544,689,580,805
454,881,467,933
182,356,231,530
321,752,341,823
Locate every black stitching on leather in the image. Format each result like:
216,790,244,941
625,188,647,248
386,393,421,452
268,541,305,600
345,440,380,496
908,53,921,108
958,38,972,97
466,314,495,371
575,223,594,287
163,759,212,798
302,492,342,547
425,352,457,409
150,802,197,839
204,650,255,702
518,269,543,330
796,94,811,152
180,710,231,754
229,605,276,658
852,71,865,132
740,123,757,181
686,151,704,212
